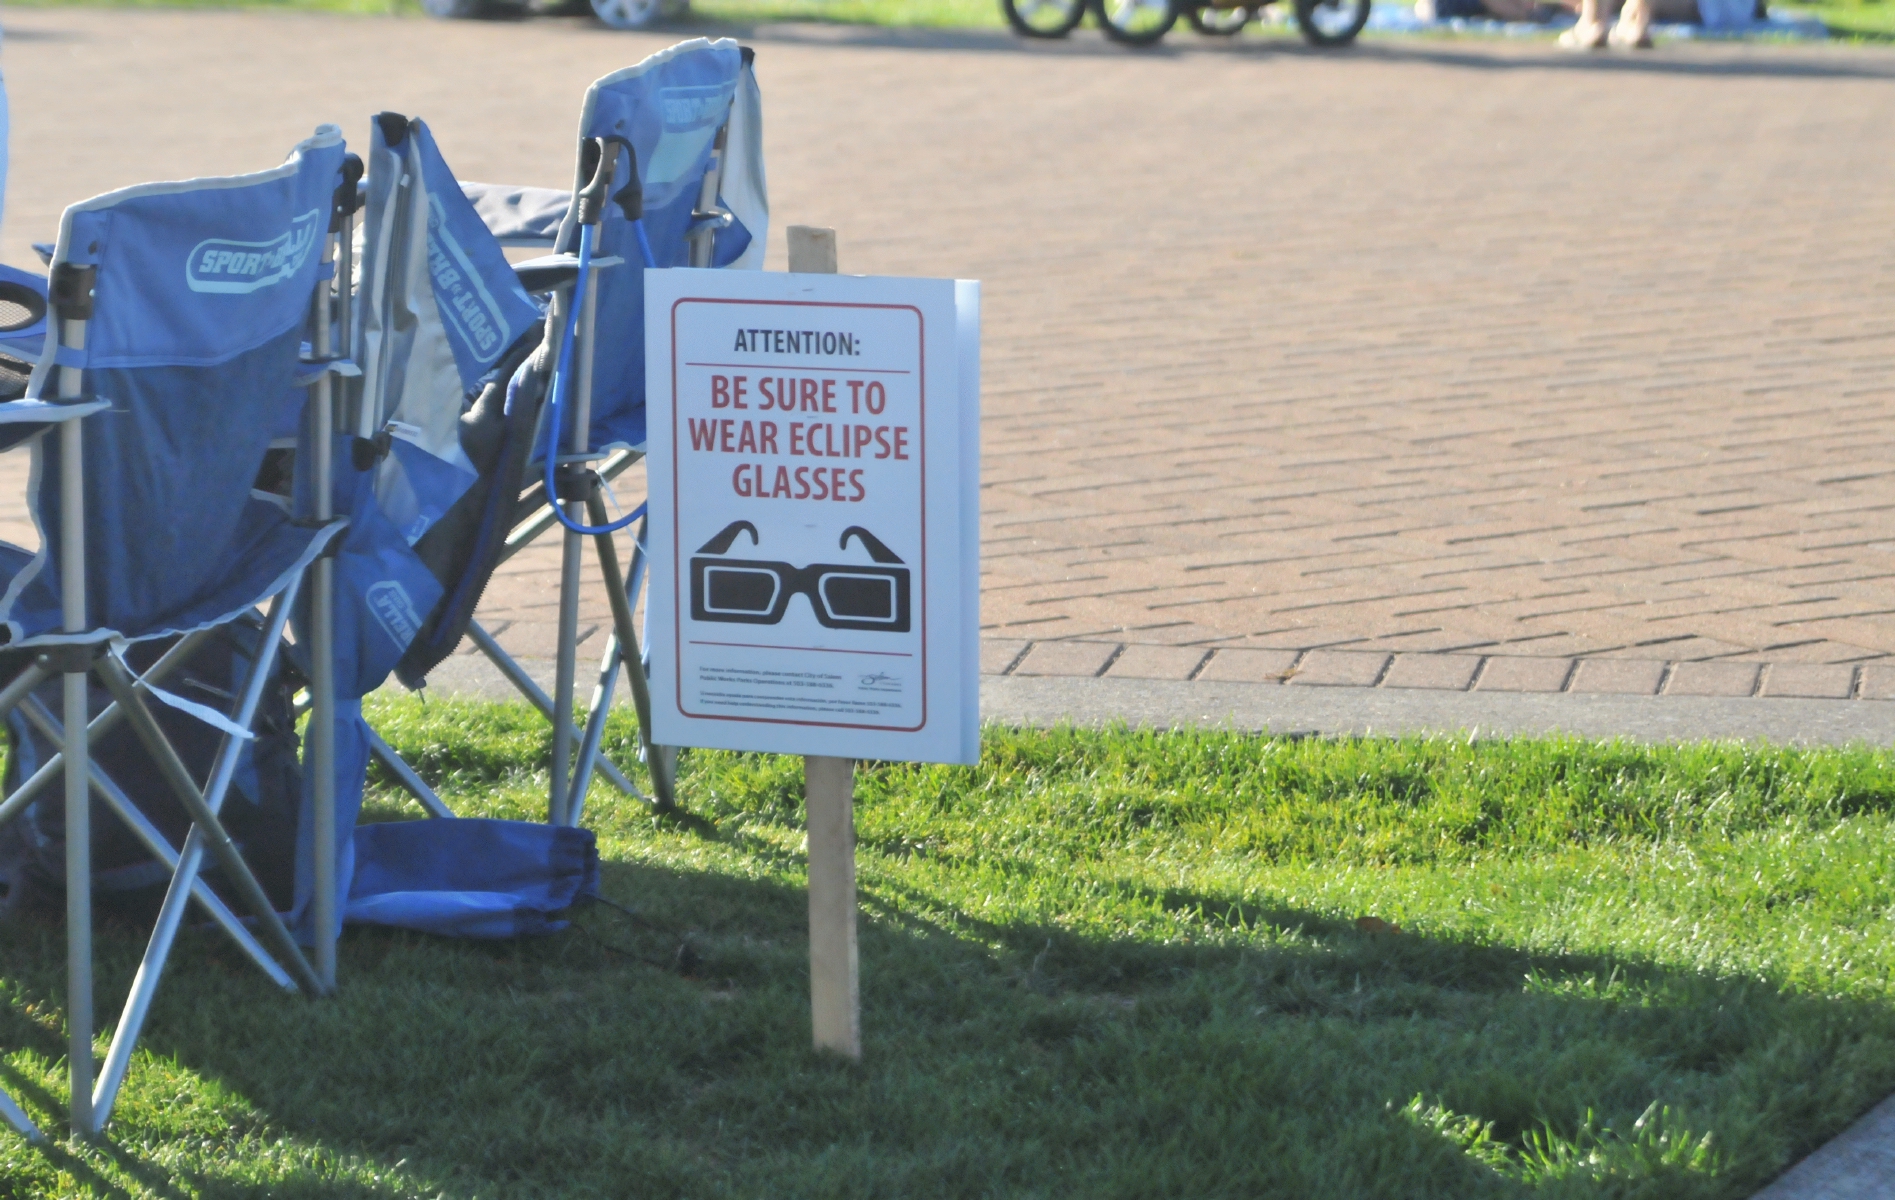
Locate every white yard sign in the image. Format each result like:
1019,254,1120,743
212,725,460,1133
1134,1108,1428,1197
645,268,979,765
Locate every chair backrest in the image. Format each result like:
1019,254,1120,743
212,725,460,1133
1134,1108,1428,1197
2,127,347,644
556,39,766,453
345,113,542,690
354,113,541,544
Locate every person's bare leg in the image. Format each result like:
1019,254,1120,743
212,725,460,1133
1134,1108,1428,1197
1560,0,1609,45
1609,0,1653,46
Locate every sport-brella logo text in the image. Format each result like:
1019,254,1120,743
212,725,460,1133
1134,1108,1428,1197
426,194,510,363
185,209,321,294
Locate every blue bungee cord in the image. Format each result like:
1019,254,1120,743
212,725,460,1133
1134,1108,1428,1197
543,137,659,538
634,220,656,277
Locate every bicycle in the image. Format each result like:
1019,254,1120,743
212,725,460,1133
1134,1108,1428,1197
1002,0,1371,48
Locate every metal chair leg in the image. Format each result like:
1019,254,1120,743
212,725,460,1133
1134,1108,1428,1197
19,696,291,991
365,726,454,819
584,490,677,809
72,582,304,1130
548,520,586,825
0,1088,41,1143
62,664,93,1138
467,621,645,800
0,630,213,830
566,633,621,828
94,656,325,998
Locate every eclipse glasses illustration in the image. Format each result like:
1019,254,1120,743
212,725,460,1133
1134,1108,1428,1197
690,522,912,633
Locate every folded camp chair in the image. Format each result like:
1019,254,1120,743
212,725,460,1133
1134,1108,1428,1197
255,111,607,946
452,37,768,826
339,110,544,825
0,126,351,1137
338,103,655,823
288,110,534,826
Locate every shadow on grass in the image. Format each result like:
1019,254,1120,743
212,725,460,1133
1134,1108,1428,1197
0,1062,200,1200
4,851,1893,1198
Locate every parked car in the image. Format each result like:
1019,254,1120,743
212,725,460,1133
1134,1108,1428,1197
421,0,688,30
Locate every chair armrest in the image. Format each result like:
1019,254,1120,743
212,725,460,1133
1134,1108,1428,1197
511,254,623,296
462,182,571,248
0,398,110,424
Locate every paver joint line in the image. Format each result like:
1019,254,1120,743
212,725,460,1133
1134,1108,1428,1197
7,11,1895,680
970,639,1895,704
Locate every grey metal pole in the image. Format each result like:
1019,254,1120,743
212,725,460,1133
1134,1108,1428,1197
584,494,675,809
565,502,652,819
306,152,358,979
0,1087,40,1142
573,257,599,459
0,631,213,828
497,448,637,568
466,621,643,800
530,278,571,825
0,660,50,731
500,501,564,566
550,269,601,826
565,634,619,829
56,309,96,1137
18,697,287,990
87,586,304,1127
0,659,52,825
93,656,324,997
550,533,583,825
198,590,299,829
310,229,340,990
687,122,729,270
365,726,454,820
621,521,671,799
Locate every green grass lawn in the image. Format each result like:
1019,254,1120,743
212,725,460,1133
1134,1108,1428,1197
1777,0,1895,39
5,701,1895,1196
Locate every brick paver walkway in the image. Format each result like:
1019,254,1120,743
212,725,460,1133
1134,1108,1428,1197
4,10,1894,697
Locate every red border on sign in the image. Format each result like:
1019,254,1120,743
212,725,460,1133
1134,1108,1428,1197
670,298,928,733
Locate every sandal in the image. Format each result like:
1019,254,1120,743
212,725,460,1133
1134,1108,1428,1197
1607,19,1654,45
1558,19,1608,47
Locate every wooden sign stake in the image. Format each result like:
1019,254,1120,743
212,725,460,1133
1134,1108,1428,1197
788,224,859,1060
803,753,858,1058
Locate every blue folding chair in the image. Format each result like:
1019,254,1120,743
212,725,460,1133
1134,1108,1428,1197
345,111,544,827
285,110,602,942
456,37,768,825
0,126,351,1137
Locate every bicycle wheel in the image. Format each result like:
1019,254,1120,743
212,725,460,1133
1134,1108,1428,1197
1094,0,1179,44
1293,0,1369,43
1186,2,1253,32
1004,0,1089,36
